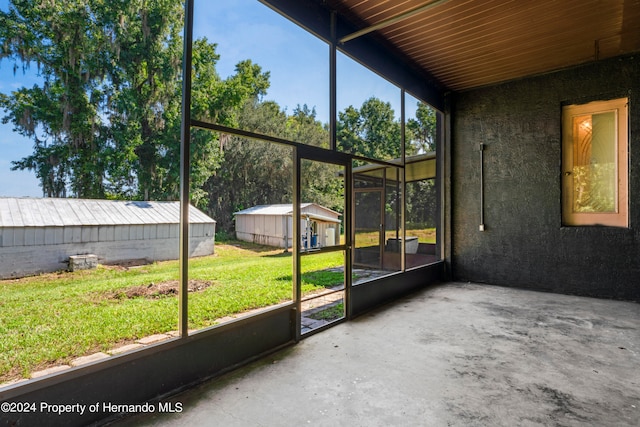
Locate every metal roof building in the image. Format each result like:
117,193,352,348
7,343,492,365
235,203,341,249
0,198,215,279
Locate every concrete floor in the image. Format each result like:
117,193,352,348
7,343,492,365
112,282,639,426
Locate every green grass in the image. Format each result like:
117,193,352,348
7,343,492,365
355,228,436,247
0,241,343,382
308,302,344,321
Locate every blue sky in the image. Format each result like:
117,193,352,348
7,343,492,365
0,0,408,197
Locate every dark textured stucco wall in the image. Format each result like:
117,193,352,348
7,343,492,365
450,54,640,301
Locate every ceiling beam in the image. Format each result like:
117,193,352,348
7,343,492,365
339,0,450,43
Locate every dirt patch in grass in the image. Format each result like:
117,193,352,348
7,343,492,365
104,280,213,300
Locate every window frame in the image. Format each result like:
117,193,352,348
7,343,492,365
561,97,629,227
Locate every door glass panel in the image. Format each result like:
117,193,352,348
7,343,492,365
571,112,617,213
299,158,345,334
300,251,345,334
353,161,402,282
299,159,344,250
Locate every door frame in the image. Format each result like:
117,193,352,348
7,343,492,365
294,146,352,341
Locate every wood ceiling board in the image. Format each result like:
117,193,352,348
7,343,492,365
329,0,640,91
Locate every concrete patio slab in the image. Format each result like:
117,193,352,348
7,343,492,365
111,282,640,426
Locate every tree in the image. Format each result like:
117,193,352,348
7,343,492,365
406,102,437,154
286,104,328,149
406,179,437,229
103,0,186,200
337,97,401,161
404,102,438,230
0,1,270,202
204,100,292,232
288,105,343,215
0,0,114,197
204,100,344,234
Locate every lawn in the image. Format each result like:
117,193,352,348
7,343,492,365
355,228,436,247
0,240,343,383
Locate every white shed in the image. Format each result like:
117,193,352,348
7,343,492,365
0,198,216,279
234,203,341,250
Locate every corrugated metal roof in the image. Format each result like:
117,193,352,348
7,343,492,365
235,204,299,216
303,212,342,224
0,198,215,227
235,203,341,218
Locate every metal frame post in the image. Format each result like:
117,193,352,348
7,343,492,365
330,11,337,151
293,149,301,342
400,89,406,271
179,0,194,337
344,162,353,319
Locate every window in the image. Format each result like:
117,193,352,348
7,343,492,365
337,51,402,162
562,98,628,227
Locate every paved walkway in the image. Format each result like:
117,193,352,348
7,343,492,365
300,268,389,332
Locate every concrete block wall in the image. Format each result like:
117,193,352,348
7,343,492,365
450,54,640,301
0,223,215,279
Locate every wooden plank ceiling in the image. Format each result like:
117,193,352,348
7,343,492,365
327,0,640,91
